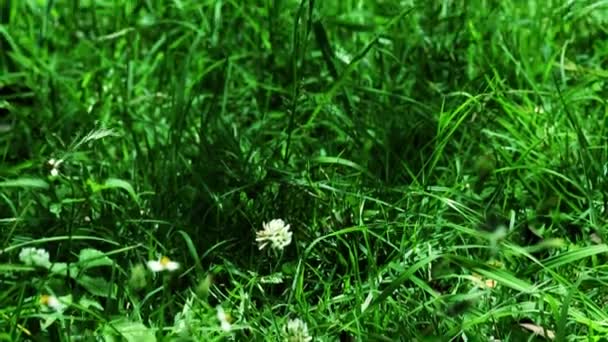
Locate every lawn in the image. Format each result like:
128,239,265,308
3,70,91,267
1,0,608,341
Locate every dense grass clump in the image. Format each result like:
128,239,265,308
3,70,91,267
2,1,608,341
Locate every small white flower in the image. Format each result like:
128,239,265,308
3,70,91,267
47,158,63,177
19,247,51,268
283,318,312,342
216,306,232,332
147,256,180,272
256,219,292,251
40,294,66,312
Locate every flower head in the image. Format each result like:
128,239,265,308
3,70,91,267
256,219,292,251
216,306,233,332
40,294,66,312
19,247,51,268
147,256,180,272
283,318,312,342
47,158,63,177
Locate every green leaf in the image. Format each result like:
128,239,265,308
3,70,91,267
311,156,370,176
0,264,36,272
79,296,104,311
78,248,114,268
104,178,138,199
448,254,534,292
77,275,117,298
542,245,608,270
49,203,62,218
49,262,79,277
0,178,49,189
103,320,156,342
369,253,443,310
89,178,139,204
472,267,534,293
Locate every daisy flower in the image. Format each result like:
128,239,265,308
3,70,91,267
147,256,180,272
39,294,66,312
283,318,312,342
256,219,292,251
216,306,233,332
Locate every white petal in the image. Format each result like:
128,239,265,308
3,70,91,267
47,297,63,311
165,261,180,271
216,306,232,331
44,296,66,312
220,320,232,332
216,306,225,320
146,260,164,272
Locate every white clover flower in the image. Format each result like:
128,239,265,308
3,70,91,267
283,318,312,342
19,247,51,268
39,294,66,312
216,306,233,332
147,256,180,272
256,219,292,251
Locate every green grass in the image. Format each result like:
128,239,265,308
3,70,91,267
2,0,608,341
